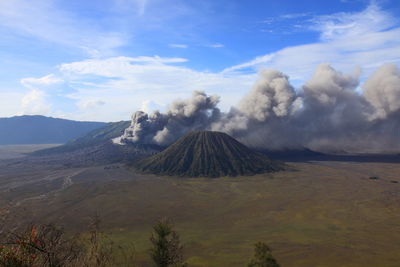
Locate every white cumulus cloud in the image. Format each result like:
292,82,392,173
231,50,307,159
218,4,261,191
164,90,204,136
57,55,254,121
21,74,63,89
21,90,51,115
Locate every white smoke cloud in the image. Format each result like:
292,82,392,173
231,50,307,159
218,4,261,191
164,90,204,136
116,63,400,153
115,91,220,146
302,63,360,106
210,69,298,147
237,69,296,121
363,63,400,119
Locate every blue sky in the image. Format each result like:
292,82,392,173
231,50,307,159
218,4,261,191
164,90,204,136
0,0,399,121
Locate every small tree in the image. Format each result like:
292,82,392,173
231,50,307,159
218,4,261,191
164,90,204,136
248,242,279,267
149,218,186,267
80,215,113,267
79,214,137,267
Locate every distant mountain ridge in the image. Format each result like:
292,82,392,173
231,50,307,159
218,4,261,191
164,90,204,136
34,120,131,155
32,120,163,167
0,115,106,145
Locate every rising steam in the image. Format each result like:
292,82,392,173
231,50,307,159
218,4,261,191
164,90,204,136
113,91,220,146
114,63,400,153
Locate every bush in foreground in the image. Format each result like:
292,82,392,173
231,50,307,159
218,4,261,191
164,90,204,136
248,242,279,267
0,224,79,267
149,218,187,267
0,217,137,267
1,218,279,266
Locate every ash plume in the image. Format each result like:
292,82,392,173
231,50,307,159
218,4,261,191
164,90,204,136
363,63,400,120
116,63,400,153
114,90,220,146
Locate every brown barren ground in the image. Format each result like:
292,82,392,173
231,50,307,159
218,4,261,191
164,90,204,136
0,144,61,159
1,161,399,266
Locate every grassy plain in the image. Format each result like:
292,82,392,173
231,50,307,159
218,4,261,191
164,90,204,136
0,144,60,159
1,161,400,266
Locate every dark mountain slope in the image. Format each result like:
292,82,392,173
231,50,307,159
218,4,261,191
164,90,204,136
0,115,106,145
46,141,162,167
134,131,284,177
30,120,162,167
34,120,130,155
258,148,327,162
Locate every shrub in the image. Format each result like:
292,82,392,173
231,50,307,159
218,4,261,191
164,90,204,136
0,217,137,267
74,215,137,267
149,218,186,267
248,242,279,267
0,224,79,267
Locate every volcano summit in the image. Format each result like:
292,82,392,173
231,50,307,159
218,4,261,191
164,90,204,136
134,131,284,177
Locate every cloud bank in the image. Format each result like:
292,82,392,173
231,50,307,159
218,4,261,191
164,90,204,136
117,63,400,153
224,3,400,83
2,2,399,126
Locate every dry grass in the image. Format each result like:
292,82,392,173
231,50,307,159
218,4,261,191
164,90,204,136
1,161,400,266
0,144,61,160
